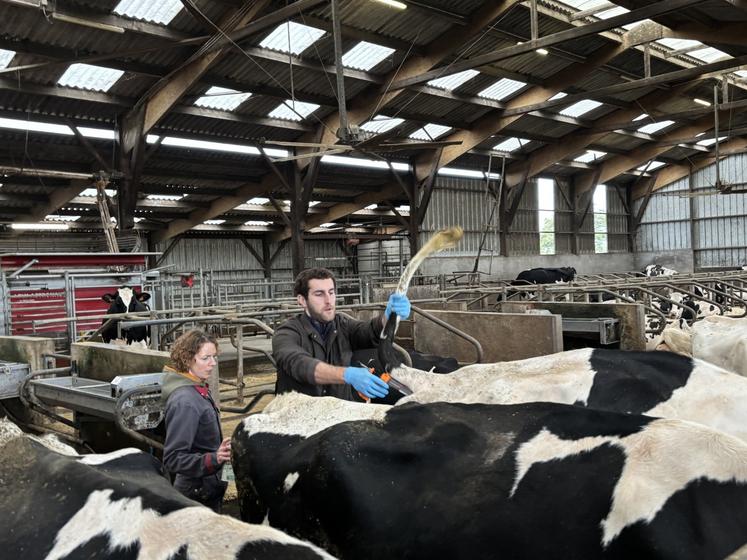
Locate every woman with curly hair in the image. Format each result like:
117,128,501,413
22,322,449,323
161,328,230,512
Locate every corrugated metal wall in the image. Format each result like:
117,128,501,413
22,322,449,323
421,176,497,255
152,237,349,279
421,176,629,258
606,184,630,253
634,153,747,269
0,231,144,253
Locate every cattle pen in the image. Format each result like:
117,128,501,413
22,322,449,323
3,0,747,558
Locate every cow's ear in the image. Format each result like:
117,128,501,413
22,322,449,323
102,294,115,303
137,292,151,302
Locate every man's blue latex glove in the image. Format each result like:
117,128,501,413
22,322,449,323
385,292,411,320
343,366,389,399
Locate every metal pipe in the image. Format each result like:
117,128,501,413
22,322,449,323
7,258,39,278
410,306,484,364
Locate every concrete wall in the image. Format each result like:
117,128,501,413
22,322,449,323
414,310,563,363
418,252,636,280
498,302,646,351
0,336,56,371
634,250,694,274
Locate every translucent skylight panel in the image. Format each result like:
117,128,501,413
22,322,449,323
46,215,80,222
360,115,404,133
493,137,528,152
633,113,648,121
574,150,606,163
114,0,182,24
559,99,602,117
637,120,674,134
260,22,325,55
478,78,526,101
147,194,184,201
364,204,378,210
409,123,451,140
203,219,225,225
247,197,270,205
655,38,702,51
0,49,14,70
559,0,610,10
595,6,629,19
427,69,479,90
696,136,726,147
195,86,251,111
245,220,271,226
689,47,730,63
549,92,567,101
58,64,124,92
735,70,747,79
268,100,320,121
342,41,394,70
79,187,116,197
320,223,336,228
0,117,72,136
637,160,666,171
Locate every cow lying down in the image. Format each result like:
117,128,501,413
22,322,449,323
0,419,334,560
386,347,747,443
233,392,747,560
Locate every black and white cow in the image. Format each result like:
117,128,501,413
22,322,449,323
384,347,747,443
101,286,151,343
233,392,747,560
0,419,335,560
513,266,576,285
644,264,678,277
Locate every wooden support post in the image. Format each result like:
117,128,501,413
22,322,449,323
290,163,307,278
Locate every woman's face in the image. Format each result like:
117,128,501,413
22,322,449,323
189,342,218,380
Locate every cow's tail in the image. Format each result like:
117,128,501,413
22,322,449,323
379,227,463,372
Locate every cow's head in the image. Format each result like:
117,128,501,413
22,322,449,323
560,267,577,281
102,287,151,310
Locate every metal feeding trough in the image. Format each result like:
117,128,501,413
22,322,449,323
0,360,32,400
28,373,165,433
561,317,621,345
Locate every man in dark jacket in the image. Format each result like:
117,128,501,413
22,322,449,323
272,267,410,401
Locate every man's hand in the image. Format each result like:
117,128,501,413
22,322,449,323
385,292,411,320
343,366,389,399
216,437,232,464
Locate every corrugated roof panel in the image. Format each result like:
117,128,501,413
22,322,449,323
427,69,479,91
493,137,529,152
268,100,320,121
478,78,527,101
259,22,326,55
637,120,675,134
361,115,404,133
559,99,603,117
113,0,183,25
0,49,14,69
194,87,252,111
409,123,451,140
574,150,606,163
342,41,395,70
57,63,124,92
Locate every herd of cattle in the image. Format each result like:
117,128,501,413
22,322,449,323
3,262,747,558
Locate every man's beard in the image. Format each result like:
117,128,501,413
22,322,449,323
307,304,334,323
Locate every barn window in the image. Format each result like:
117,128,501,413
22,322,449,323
593,184,608,253
538,178,555,255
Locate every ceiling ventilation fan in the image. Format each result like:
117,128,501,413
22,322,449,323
264,0,462,163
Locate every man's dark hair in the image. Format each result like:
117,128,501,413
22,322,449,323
294,267,336,298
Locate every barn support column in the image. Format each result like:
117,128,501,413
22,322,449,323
612,184,634,253
117,108,146,230
688,165,697,270
499,170,529,257
629,175,656,249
